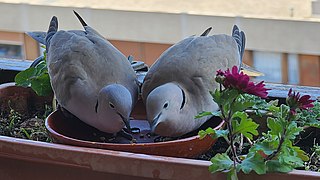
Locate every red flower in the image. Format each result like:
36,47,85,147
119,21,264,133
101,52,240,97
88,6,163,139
216,66,268,98
287,88,314,113
216,70,225,76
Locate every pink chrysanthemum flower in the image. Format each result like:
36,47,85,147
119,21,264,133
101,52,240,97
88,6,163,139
216,66,268,98
286,88,315,114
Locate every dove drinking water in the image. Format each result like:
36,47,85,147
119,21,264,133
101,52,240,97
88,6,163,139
45,12,139,135
142,25,245,137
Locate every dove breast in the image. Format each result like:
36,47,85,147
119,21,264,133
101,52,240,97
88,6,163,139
142,32,241,137
46,15,138,133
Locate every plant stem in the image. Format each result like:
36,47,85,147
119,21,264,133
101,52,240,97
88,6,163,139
266,111,293,161
265,126,287,161
224,98,241,165
227,121,241,164
239,134,243,153
218,87,241,165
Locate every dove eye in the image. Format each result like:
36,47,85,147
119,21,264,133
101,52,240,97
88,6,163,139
163,102,169,109
109,102,115,109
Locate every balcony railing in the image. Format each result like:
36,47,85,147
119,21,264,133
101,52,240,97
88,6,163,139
0,58,319,100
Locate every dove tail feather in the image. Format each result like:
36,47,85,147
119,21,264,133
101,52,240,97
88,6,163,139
45,16,58,51
200,27,212,36
73,10,88,27
232,25,246,66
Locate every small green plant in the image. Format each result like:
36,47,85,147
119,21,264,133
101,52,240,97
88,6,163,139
15,49,52,96
8,107,22,130
305,142,320,172
197,66,319,179
0,100,52,142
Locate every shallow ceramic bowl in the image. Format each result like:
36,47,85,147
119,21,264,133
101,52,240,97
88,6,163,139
46,100,223,158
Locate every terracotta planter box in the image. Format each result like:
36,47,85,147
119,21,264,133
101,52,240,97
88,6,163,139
1,136,320,180
0,83,320,180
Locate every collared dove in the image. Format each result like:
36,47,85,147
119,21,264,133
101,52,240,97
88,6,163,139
142,25,245,137
45,11,139,134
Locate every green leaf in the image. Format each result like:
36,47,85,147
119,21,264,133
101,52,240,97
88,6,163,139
268,105,280,114
35,61,48,75
279,104,290,119
279,153,304,169
232,112,259,140
15,67,37,87
232,100,255,113
232,94,259,113
198,127,228,139
199,128,215,139
20,128,31,139
209,153,234,173
303,118,320,128
250,141,277,156
267,117,282,137
285,121,303,140
221,89,239,105
15,51,52,96
266,160,293,173
30,73,52,96
241,94,277,112
273,143,305,170
292,146,309,161
298,101,320,127
215,129,229,138
210,89,221,104
195,111,221,119
240,153,266,174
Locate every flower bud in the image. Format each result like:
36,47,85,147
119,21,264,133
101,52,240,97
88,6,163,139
215,75,225,84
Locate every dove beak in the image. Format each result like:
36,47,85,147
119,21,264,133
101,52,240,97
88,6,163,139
150,113,161,132
117,112,131,131
123,118,131,131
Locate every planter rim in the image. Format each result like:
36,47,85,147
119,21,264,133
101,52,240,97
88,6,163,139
45,110,224,147
0,135,210,166
0,82,16,88
0,135,320,179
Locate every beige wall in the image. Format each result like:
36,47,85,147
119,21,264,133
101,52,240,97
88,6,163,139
0,0,313,19
0,2,319,86
0,3,319,56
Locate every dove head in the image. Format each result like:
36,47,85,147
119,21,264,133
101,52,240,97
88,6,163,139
146,83,189,137
95,84,132,133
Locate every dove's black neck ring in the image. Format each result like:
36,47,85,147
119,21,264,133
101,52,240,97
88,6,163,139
180,87,186,110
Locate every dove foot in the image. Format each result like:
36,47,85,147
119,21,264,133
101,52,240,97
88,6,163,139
117,129,133,141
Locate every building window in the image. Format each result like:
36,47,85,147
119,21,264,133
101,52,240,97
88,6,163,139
253,51,282,83
0,44,23,59
287,53,299,84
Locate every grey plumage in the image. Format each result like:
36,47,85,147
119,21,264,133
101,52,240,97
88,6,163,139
45,12,139,133
142,25,245,137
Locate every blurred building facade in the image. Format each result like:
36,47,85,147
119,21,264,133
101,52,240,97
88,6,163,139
0,0,319,86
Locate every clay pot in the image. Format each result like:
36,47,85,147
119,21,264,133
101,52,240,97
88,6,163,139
46,99,224,158
0,82,52,115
